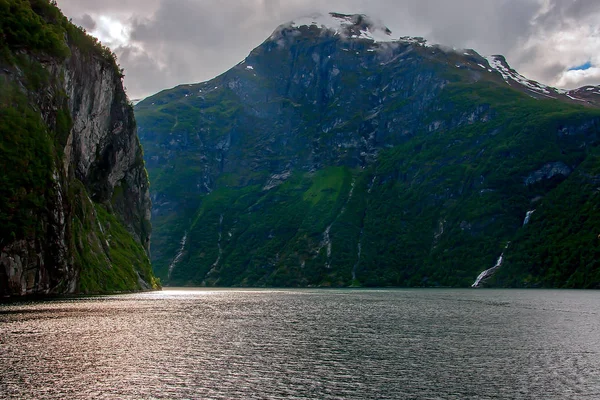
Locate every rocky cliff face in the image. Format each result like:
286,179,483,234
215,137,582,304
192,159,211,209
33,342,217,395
60,47,152,253
137,13,600,288
0,0,156,296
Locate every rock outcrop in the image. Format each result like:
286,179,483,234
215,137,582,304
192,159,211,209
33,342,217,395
0,1,156,296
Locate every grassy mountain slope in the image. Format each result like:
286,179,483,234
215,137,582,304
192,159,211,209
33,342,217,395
137,17,600,288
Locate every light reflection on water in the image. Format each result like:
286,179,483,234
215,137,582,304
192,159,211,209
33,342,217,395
1,288,599,399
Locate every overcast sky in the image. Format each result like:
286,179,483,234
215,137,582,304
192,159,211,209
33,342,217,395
55,0,600,100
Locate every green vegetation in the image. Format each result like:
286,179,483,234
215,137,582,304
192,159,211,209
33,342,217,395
0,0,68,57
73,182,159,293
0,79,53,245
492,149,600,288
159,167,353,286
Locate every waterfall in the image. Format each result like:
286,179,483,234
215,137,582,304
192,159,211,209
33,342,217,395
315,178,356,268
168,232,188,279
352,176,375,283
319,225,333,269
471,243,509,288
471,209,536,287
523,210,536,226
352,229,363,281
367,176,376,193
339,180,355,215
211,214,224,268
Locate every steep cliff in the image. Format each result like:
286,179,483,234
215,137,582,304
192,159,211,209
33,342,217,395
138,13,600,288
0,0,158,296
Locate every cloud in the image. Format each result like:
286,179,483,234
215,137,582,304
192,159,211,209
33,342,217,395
555,67,600,89
113,45,167,99
55,0,600,99
72,13,96,31
120,0,281,96
56,0,160,18
514,0,600,89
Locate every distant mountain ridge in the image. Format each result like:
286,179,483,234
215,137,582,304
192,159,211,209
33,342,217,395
137,12,600,288
283,13,600,106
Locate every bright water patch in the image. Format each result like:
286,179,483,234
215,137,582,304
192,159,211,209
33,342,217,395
1,289,600,399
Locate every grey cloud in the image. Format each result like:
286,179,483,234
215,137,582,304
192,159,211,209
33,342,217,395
565,0,600,19
72,13,96,31
404,0,538,53
129,0,262,47
56,0,160,17
534,0,600,27
123,0,286,97
529,62,571,86
113,45,169,98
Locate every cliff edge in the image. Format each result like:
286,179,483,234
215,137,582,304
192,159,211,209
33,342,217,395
0,0,158,296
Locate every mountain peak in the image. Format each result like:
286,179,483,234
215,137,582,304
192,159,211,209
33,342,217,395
281,12,394,42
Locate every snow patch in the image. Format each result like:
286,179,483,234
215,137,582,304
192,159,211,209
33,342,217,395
291,13,394,43
246,65,254,70
566,94,586,102
263,171,292,191
399,36,428,46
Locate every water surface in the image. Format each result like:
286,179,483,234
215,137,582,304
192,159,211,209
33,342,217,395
1,289,599,399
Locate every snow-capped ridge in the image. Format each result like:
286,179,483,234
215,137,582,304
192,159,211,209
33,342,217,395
568,85,600,97
270,12,434,46
285,12,395,43
484,55,600,106
485,55,554,96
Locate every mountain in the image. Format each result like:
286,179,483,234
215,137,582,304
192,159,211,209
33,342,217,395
136,13,600,288
0,0,159,296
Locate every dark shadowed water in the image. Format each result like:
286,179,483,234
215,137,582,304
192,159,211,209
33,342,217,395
1,289,599,399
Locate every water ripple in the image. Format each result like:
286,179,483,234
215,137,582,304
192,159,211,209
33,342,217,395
1,289,599,399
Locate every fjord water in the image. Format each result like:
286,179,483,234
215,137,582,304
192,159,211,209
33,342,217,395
1,289,599,399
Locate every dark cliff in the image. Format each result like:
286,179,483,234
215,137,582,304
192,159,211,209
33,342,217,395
0,0,157,296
